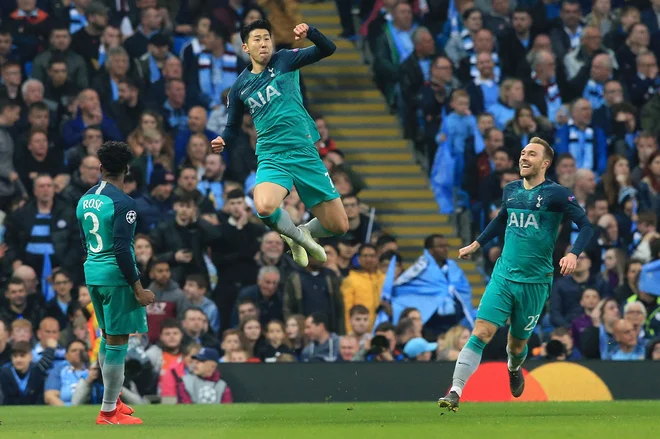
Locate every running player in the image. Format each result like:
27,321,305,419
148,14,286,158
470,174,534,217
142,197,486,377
76,141,155,425
438,138,594,411
211,20,349,268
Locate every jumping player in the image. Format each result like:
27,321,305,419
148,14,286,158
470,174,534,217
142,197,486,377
76,141,155,425
438,138,594,411
211,20,349,267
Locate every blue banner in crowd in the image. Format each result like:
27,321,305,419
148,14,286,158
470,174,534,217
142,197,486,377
640,259,660,296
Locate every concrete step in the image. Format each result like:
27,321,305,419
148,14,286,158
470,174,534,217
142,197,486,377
308,89,383,101
300,2,336,13
333,127,400,138
306,14,341,24
379,213,448,224
303,65,371,75
344,152,414,163
338,141,407,151
397,237,461,248
384,225,454,236
360,189,435,200
352,164,420,174
369,200,438,210
304,76,374,88
364,177,427,187
326,51,362,61
311,103,386,113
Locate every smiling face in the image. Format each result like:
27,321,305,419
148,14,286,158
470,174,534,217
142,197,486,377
519,142,550,179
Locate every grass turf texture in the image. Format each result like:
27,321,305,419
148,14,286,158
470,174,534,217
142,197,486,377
0,401,655,438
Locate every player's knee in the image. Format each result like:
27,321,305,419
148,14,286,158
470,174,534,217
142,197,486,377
472,324,496,344
330,215,349,235
254,199,279,218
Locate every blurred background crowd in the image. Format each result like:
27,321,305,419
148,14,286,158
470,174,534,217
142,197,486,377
0,0,659,407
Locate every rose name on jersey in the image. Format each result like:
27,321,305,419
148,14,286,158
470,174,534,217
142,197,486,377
82,199,103,211
246,85,282,111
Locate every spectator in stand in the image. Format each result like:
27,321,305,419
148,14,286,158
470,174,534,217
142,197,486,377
9,319,34,345
136,32,173,88
255,232,296,288
436,324,470,361
160,79,190,135
466,52,500,116
145,318,183,384
502,104,554,163
43,339,91,406
61,89,122,148
32,25,88,91
134,164,174,233
564,27,617,87
197,153,225,211
258,320,294,362
235,266,284,329
616,23,651,83
0,277,44,329
146,256,187,330
550,250,612,328
212,189,264,329
571,287,601,348
236,298,259,324
550,0,584,62
623,300,650,339
312,114,336,157
487,78,538,130
555,98,608,175
285,314,306,358
341,244,384,333
347,305,371,349
183,274,220,336
499,7,534,79
602,248,626,290
403,337,437,361
4,174,82,287
42,55,80,121
219,330,241,363
604,318,647,360
181,307,221,351
70,2,108,65
60,156,100,207
134,234,154,288
0,320,10,366
32,317,66,368
149,190,219,286
0,341,53,405
91,46,132,109
554,154,577,190
301,312,340,363
15,130,64,194
646,338,660,360
81,24,120,78
174,106,219,166
0,62,24,107
597,154,636,212
123,6,162,59
176,347,232,404
240,317,264,359
372,1,416,108
0,26,18,66
181,16,211,74
0,100,23,210
64,124,102,174
457,28,501,85
342,194,381,244
630,51,660,110
445,7,483,67
6,0,52,64
581,296,621,358
338,334,359,362
524,50,563,124
571,169,597,208
590,80,623,137
44,269,76,330
107,78,144,138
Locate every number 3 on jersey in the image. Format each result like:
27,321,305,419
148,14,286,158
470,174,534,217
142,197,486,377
84,212,103,253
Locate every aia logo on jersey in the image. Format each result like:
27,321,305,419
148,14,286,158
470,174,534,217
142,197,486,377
508,212,539,229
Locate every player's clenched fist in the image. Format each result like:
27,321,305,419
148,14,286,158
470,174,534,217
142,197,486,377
211,136,225,154
458,241,480,260
293,23,309,40
559,253,578,276
136,288,155,306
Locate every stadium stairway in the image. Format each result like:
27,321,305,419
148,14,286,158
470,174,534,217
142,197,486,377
299,3,485,306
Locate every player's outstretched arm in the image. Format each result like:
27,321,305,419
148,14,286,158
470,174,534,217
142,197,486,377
286,23,337,70
215,86,245,151
559,191,595,275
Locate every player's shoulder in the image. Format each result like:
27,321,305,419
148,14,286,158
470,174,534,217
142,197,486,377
503,179,523,193
544,180,572,197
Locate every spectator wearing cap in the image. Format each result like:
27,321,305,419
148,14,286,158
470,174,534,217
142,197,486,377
0,341,53,405
149,190,221,287
70,1,109,64
32,25,88,91
61,89,122,148
108,78,145,138
403,337,437,361
301,312,340,362
175,347,233,404
60,155,100,207
134,164,174,234
4,174,82,286
191,23,241,111
136,32,173,87
211,189,264,329
64,125,102,174
123,6,163,59
399,27,437,140
284,252,345,334
7,0,53,64
372,1,416,108
174,106,220,166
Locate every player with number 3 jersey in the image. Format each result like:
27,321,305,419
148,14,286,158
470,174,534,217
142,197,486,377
438,138,594,412
76,141,155,425
211,20,349,268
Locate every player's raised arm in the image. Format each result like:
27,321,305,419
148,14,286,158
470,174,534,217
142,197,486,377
213,86,245,153
284,23,337,69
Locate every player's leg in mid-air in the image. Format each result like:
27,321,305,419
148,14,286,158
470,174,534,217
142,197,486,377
90,285,147,425
438,274,526,411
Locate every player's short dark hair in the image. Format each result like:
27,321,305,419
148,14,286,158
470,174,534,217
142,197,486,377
349,305,369,317
240,19,272,43
358,243,376,255
374,322,395,333
309,312,329,329
424,234,446,249
160,318,181,333
529,137,554,162
379,250,402,264
97,141,133,177
185,273,208,291
226,189,244,201
28,101,49,114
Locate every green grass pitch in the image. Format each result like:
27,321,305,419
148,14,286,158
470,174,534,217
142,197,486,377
1,401,655,438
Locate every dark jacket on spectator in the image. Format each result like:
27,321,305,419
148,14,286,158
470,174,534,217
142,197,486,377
109,99,145,138
399,51,427,139
234,285,284,328
499,29,533,79
60,172,94,207
0,351,55,405
149,217,221,286
45,297,76,330
14,151,65,195
61,110,123,149
70,27,102,76
226,135,257,184
7,7,52,63
284,268,345,334
550,274,613,328
0,295,45,330
31,48,88,91
641,93,660,140
134,194,173,234
371,31,399,106
90,72,121,111
3,198,83,283
502,118,555,163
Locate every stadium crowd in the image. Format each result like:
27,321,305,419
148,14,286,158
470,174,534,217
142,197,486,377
0,0,659,407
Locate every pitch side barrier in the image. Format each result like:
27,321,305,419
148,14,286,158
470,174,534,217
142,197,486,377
218,361,660,403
